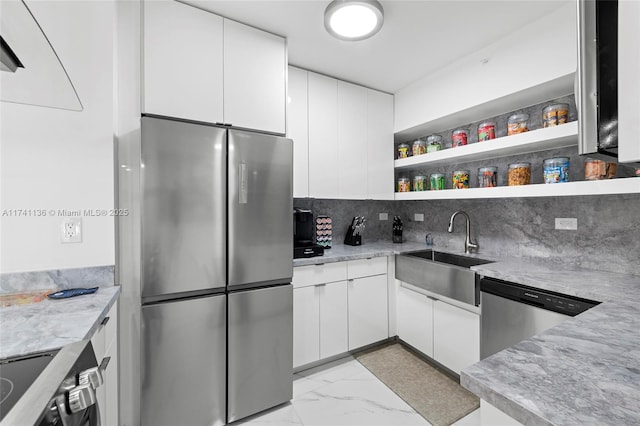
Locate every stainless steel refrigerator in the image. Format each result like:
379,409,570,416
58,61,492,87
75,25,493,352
140,116,293,426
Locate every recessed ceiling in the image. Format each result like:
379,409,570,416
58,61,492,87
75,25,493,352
183,1,571,93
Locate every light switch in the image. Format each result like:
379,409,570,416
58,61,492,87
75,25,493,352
379,213,388,221
414,213,424,222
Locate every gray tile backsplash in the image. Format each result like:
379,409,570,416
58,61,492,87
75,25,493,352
0,265,115,294
296,194,640,276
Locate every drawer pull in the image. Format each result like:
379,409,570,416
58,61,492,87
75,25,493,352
100,316,110,327
314,263,325,266
316,283,327,287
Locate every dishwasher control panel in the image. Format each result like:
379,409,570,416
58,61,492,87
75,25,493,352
481,278,599,317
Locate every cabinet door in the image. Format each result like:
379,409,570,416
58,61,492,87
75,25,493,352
308,72,338,198
288,66,309,197
143,0,223,123
337,81,367,199
224,19,286,134
293,286,320,368
618,0,640,163
319,281,348,359
348,275,389,350
397,285,433,357
433,300,479,374
367,90,394,200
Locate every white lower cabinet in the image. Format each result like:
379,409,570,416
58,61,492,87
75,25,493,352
91,301,119,426
348,274,389,350
293,280,349,368
293,286,320,367
433,299,480,375
397,285,433,357
319,281,348,359
293,259,389,368
397,283,479,375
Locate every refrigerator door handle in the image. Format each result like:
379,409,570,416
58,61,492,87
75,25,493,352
239,162,248,204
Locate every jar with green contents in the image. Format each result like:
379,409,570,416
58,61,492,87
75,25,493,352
452,170,470,189
426,135,443,153
430,173,445,190
412,175,427,191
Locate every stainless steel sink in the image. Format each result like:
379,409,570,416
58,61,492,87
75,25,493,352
395,250,494,306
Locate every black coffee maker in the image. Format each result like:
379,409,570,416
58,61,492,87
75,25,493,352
294,208,324,258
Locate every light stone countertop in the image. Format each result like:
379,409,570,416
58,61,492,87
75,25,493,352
461,258,640,426
0,286,120,359
293,241,426,266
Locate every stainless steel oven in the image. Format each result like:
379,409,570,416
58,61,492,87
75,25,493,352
0,340,104,426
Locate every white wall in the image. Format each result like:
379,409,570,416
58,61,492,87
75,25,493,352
0,1,115,273
394,3,577,134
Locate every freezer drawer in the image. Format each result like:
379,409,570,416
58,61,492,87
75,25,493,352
228,130,293,290
141,294,226,426
228,285,293,422
141,117,226,300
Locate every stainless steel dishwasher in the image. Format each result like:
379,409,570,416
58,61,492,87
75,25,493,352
480,277,598,359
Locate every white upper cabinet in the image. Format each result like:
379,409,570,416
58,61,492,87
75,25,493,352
143,0,224,123
308,72,339,198
337,81,368,199
287,66,309,198
366,90,394,200
292,69,394,200
143,1,286,134
223,19,286,134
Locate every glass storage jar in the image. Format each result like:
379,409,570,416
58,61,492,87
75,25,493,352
452,129,468,147
507,113,529,135
584,158,617,180
397,143,411,159
478,166,498,188
412,175,427,191
477,121,496,141
452,170,470,189
543,157,570,183
397,177,410,192
508,163,531,186
426,135,443,153
430,173,445,190
542,103,569,127
412,139,427,156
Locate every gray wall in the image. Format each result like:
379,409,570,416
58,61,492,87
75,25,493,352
295,194,640,276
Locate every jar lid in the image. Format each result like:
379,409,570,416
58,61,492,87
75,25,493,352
412,139,425,145
427,135,442,143
544,157,569,164
398,143,410,148
543,103,569,112
478,166,498,172
509,162,531,168
453,170,470,174
452,129,468,135
508,113,529,122
413,175,427,179
430,173,444,178
398,177,410,181
478,121,495,128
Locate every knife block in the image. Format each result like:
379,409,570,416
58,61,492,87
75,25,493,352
344,233,362,246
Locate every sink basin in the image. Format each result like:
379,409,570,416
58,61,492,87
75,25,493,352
395,250,494,307
405,250,493,268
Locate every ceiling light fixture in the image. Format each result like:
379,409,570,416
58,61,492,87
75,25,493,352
324,0,384,41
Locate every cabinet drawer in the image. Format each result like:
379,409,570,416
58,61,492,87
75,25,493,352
293,262,347,288
347,257,387,279
91,302,118,359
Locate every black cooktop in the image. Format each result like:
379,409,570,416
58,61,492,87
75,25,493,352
0,351,57,422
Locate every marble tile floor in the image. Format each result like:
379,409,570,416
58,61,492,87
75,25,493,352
237,356,480,426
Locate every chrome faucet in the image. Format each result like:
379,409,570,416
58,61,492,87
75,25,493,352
447,210,478,254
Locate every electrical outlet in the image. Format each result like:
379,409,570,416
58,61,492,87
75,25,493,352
61,218,82,243
379,213,388,221
555,218,577,230
414,213,424,222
